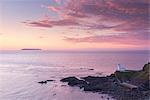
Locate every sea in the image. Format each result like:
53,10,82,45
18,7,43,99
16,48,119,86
0,50,149,100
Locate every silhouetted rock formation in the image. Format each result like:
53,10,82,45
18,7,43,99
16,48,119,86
38,80,54,84
38,81,47,84
61,77,87,87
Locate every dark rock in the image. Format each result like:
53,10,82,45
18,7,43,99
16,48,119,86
38,79,54,84
139,80,150,91
68,80,86,87
88,69,94,70
38,81,47,84
83,83,103,91
80,76,115,92
46,80,54,82
60,77,87,87
108,74,115,78
60,77,79,82
81,76,108,83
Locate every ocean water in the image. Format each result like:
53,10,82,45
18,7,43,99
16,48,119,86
0,50,149,100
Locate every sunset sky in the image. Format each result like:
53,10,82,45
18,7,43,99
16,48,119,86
0,0,149,51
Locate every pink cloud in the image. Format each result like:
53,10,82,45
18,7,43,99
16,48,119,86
24,18,79,28
64,32,149,46
23,0,149,47
47,6,60,13
23,19,52,28
25,0,149,31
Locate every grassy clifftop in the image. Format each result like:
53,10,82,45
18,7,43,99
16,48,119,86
114,63,149,84
135,63,149,80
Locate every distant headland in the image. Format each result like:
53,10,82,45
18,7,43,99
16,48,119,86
21,48,42,50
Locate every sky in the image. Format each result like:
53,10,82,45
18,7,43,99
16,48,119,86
0,0,149,51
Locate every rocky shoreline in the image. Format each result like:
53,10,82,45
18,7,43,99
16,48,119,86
60,63,150,100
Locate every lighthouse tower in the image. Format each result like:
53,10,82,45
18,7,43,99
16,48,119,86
117,64,126,72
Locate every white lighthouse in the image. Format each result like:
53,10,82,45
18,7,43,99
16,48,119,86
117,64,126,72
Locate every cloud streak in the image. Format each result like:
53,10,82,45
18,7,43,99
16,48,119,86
23,18,79,28
64,32,149,46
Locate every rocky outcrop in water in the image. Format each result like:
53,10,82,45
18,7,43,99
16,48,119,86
38,80,54,84
60,63,150,100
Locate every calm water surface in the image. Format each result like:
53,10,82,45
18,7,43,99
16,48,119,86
0,50,149,100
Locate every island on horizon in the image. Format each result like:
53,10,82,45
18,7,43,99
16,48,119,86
21,48,42,50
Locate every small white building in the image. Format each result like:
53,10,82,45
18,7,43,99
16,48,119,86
117,64,126,72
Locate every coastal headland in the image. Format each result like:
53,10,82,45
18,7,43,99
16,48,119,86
60,63,150,100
